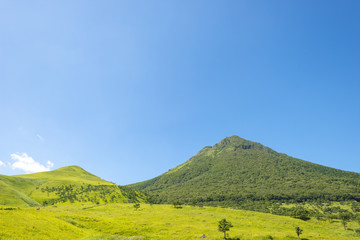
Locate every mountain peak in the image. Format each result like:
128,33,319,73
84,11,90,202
219,135,250,144
15,165,108,184
214,135,263,150
54,165,87,173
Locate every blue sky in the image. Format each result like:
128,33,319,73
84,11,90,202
0,0,359,184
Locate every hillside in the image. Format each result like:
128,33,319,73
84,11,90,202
130,136,360,209
15,165,110,184
0,166,145,207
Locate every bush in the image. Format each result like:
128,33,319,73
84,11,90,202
262,235,274,240
173,201,183,208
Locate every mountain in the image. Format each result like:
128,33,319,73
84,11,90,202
0,166,145,207
130,136,360,210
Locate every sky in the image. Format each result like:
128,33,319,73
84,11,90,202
0,0,359,185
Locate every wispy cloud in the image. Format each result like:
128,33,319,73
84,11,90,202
36,134,45,141
10,153,54,173
0,160,5,167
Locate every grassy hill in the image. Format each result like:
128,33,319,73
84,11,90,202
130,136,360,211
1,203,360,239
15,165,111,184
0,166,145,207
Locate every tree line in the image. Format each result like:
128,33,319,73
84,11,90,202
40,184,143,206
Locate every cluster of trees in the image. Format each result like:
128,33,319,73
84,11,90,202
143,174,360,206
270,201,360,225
147,195,360,224
40,184,142,206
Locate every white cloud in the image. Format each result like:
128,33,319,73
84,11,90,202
0,160,5,167
36,134,45,141
46,160,54,168
10,153,54,173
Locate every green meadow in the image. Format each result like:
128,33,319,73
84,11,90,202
0,166,145,207
1,203,359,240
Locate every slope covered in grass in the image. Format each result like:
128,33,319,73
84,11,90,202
0,166,145,207
130,136,360,208
0,203,359,240
15,166,111,184
0,174,44,206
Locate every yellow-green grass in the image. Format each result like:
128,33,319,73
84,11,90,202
0,175,44,206
0,166,121,206
15,166,113,185
1,203,360,240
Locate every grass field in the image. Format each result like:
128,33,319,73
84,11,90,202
0,166,144,207
1,203,360,240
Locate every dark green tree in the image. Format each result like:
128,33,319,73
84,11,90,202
314,211,324,223
295,226,303,239
351,202,360,213
339,211,353,230
293,206,310,221
173,200,182,208
355,213,360,225
218,218,233,239
133,203,140,210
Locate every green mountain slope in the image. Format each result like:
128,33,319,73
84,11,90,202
0,166,145,207
130,136,360,208
0,175,42,206
15,165,111,184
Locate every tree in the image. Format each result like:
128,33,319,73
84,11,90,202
314,211,324,223
339,211,353,230
292,206,310,221
133,203,140,210
173,201,182,209
218,218,233,239
351,202,360,213
355,213,360,225
190,199,197,207
295,226,303,239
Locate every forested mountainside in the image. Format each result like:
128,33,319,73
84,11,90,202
130,136,360,211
